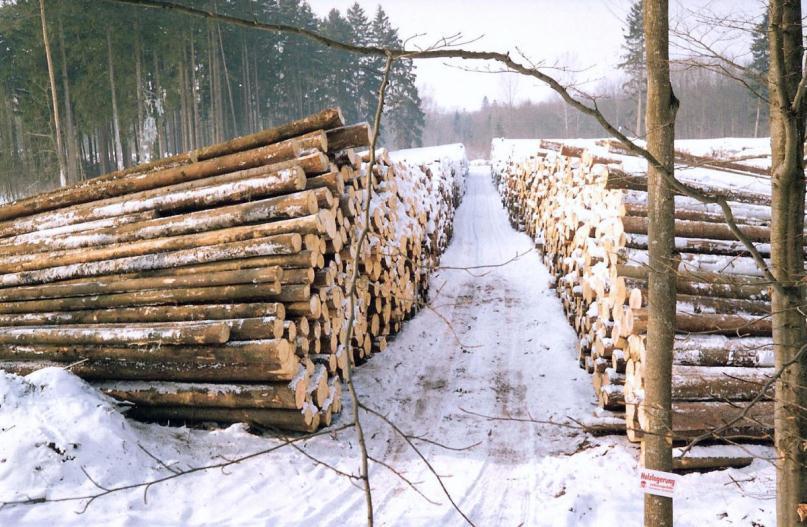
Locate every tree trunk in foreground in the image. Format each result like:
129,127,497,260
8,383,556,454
767,1,807,524
642,1,677,526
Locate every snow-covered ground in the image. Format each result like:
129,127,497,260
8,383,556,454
0,165,775,526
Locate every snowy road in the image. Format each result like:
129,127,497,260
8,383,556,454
0,165,777,526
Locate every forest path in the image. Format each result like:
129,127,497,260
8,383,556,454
313,163,602,525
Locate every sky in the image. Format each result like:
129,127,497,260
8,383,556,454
306,0,764,111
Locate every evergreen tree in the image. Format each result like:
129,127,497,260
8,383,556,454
346,3,374,124
0,0,426,196
748,10,769,137
618,0,644,135
369,6,423,148
319,9,354,116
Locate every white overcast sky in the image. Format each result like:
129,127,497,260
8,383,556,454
306,0,764,110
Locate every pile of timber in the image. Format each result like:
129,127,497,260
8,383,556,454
0,107,465,433
494,138,793,443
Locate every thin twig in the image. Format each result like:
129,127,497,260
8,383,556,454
0,423,354,512
359,402,477,527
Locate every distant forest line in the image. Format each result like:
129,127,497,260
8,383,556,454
423,67,768,159
0,0,767,198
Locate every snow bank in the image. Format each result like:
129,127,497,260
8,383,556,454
0,368,159,505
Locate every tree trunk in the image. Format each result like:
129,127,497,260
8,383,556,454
642,1,677,526
207,20,219,142
134,18,145,162
38,0,66,187
178,45,190,152
98,125,110,174
215,15,238,135
189,32,201,149
57,16,80,183
106,28,124,170
152,52,166,158
767,1,807,524
635,90,643,137
241,34,252,132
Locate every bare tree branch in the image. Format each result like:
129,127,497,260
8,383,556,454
359,402,477,527
102,0,787,296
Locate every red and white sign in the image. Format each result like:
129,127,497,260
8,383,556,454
639,469,679,498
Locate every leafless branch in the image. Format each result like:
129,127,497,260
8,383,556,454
358,402,477,527
0,423,355,512
339,53,396,527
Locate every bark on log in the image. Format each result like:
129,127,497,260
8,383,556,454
139,250,321,277
0,190,313,273
95,376,307,410
0,234,302,287
669,365,773,401
0,303,285,326
0,267,282,302
618,264,769,301
666,401,773,440
672,456,754,471
325,123,371,152
625,233,779,258
0,184,316,255
671,335,774,367
0,339,293,369
0,342,298,381
628,309,771,336
621,214,770,243
0,282,282,313
0,320,230,346
0,107,343,222
604,167,773,206
0,143,305,237
0,211,158,245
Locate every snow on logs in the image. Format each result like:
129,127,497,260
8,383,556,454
493,139,786,443
0,108,466,433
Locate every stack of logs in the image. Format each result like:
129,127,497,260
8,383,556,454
494,138,789,442
0,107,464,433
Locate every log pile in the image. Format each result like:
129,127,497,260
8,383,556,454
0,108,466,433
494,138,789,443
